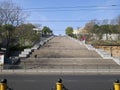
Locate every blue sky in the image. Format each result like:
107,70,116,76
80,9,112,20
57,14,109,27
0,0,120,35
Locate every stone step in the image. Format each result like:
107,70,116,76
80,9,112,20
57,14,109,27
20,58,117,65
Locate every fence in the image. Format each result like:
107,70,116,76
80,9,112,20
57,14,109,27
1,64,120,73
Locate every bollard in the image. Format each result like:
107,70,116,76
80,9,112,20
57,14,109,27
56,83,63,90
56,78,63,90
114,79,120,90
54,78,68,90
0,79,7,90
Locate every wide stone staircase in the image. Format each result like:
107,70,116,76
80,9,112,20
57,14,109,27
19,36,119,72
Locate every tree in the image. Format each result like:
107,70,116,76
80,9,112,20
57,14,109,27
0,1,28,57
84,20,96,40
84,17,120,42
1,24,15,57
0,1,27,26
65,27,73,36
116,15,120,40
42,26,53,36
117,15,120,25
15,24,39,46
84,20,96,33
116,15,120,33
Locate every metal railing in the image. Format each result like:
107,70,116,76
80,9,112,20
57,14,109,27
1,64,120,73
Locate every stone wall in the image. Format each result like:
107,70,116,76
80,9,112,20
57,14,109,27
95,46,120,57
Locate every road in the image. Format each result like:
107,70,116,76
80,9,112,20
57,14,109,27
0,74,119,90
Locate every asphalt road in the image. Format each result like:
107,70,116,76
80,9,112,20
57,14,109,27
0,74,119,90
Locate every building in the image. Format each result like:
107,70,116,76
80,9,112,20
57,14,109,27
73,27,88,35
102,34,120,40
73,29,80,35
33,28,42,33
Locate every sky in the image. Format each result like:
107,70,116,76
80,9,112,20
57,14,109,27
0,0,120,35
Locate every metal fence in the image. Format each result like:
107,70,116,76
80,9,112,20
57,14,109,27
1,64,120,73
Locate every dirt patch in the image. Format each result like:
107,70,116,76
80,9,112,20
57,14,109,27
95,46,120,57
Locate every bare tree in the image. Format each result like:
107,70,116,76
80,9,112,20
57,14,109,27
0,1,27,26
117,15,120,25
102,19,109,25
116,15,120,40
84,20,96,33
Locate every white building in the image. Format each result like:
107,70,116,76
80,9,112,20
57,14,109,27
73,29,80,35
73,27,88,35
33,28,41,33
102,34,120,40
